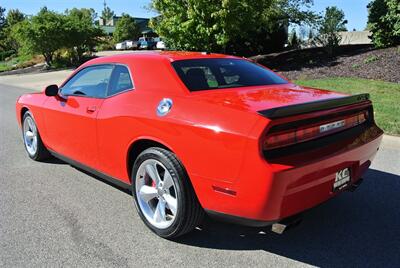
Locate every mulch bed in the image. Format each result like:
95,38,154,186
251,45,400,83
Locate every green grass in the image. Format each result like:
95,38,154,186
0,54,39,72
0,63,12,72
0,57,17,72
363,55,379,64
296,77,400,135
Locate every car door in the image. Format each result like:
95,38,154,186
96,64,135,180
43,64,114,168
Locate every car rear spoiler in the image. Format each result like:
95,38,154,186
258,93,370,119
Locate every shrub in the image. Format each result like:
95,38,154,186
96,37,115,51
0,50,15,61
364,55,379,64
367,0,400,48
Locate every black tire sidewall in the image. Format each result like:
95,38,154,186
131,148,187,238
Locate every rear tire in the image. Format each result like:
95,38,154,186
22,111,50,161
131,147,204,239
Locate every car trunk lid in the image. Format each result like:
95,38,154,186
191,84,373,151
189,83,349,114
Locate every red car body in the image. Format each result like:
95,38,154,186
16,51,383,225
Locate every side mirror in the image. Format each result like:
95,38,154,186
45,84,59,97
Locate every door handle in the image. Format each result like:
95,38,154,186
87,106,97,113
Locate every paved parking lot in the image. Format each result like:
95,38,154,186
1,78,399,267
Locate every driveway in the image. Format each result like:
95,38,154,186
0,77,399,267
0,69,73,91
0,50,154,90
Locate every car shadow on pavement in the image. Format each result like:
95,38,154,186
42,157,68,165
46,158,131,194
177,169,400,267
72,166,131,195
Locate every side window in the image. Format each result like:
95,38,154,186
61,65,113,98
108,65,134,96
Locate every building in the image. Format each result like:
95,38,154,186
301,31,373,48
338,31,372,45
98,16,157,37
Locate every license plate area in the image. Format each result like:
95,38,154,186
333,167,351,191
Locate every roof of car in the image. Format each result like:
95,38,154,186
86,51,240,66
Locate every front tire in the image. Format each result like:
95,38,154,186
131,147,204,239
22,111,50,161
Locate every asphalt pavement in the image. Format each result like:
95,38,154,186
1,83,399,267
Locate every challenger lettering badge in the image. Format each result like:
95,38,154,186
320,120,345,133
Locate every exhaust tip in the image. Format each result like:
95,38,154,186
348,178,364,192
271,214,303,234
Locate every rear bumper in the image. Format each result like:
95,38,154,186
197,124,383,223
272,135,380,219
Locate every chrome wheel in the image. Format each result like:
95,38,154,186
23,116,38,156
135,159,178,229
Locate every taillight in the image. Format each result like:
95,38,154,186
263,111,368,150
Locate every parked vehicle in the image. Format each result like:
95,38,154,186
138,37,157,50
126,40,139,50
155,37,166,50
116,40,139,50
16,51,383,239
115,41,127,50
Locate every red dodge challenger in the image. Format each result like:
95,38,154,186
16,51,383,238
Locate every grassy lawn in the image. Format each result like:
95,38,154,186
0,61,14,72
296,77,400,136
0,54,42,73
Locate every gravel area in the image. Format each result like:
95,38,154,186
252,45,400,83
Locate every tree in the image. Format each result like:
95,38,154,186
367,0,400,48
315,6,347,56
6,9,25,25
11,7,66,66
150,0,317,54
308,29,314,40
65,8,104,64
289,29,300,48
0,6,6,50
101,5,115,22
113,14,141,43
0,6,5,30
1,9,26,51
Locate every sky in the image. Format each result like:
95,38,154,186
311,0,370,31
1,0,370,31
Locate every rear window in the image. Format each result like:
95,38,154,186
172,58,288,91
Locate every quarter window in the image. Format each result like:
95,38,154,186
108,65,133,96
61,65,113,98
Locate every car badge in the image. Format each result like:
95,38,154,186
157,98,173,116
319,120,345,133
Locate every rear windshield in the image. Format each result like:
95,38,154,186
172,58,288,91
